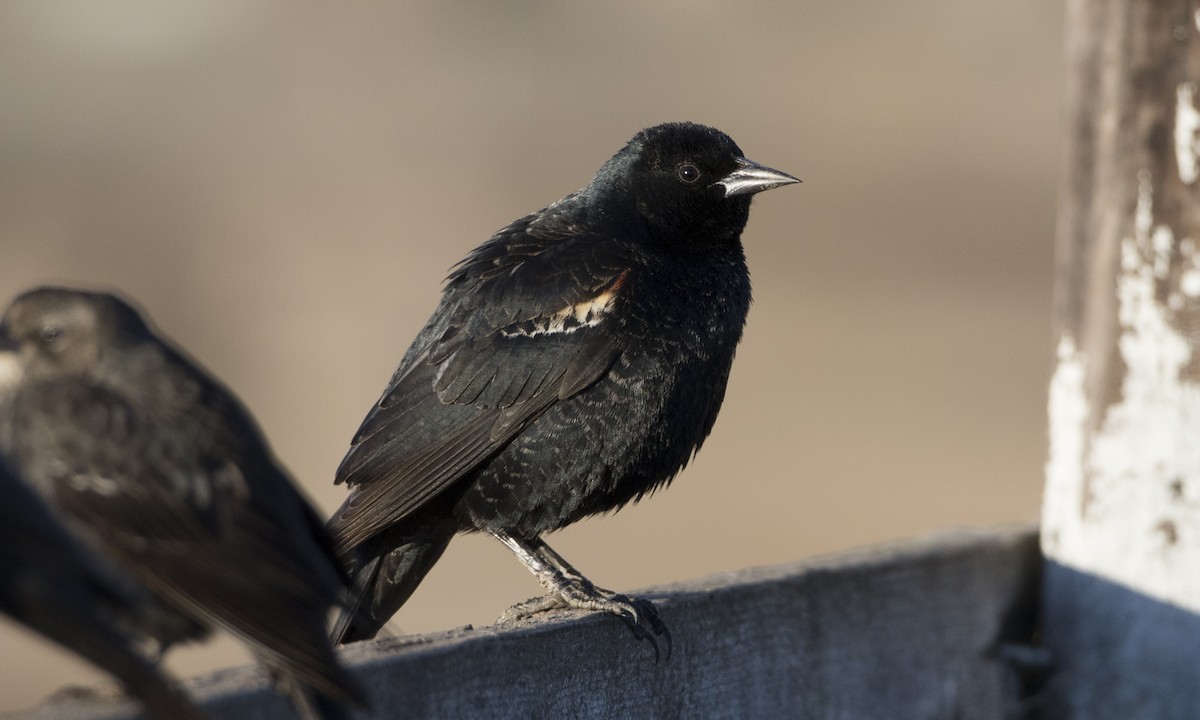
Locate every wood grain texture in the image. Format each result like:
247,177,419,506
5,527,1038,720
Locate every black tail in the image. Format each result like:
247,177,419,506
331,528,454,644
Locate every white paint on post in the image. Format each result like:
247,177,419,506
1175,83,1200,184
1181,237,1200,300
1042,334,1088,557
1043,175,1200,611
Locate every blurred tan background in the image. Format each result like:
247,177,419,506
0,0,1062,712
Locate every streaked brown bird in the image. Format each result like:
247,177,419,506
0,288,366,720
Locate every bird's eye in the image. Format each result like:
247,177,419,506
39,326,63,344
676,164,701,184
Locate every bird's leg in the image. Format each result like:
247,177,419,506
527,539,601,590
528,537,673,660
490,531,671,662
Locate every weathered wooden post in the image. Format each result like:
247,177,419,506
1043,0,1200,716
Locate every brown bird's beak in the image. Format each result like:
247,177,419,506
0,325,21,390
715,157,800,197
0,325,16,353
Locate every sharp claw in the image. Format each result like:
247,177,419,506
657,624,673,663
493,535,673,660
634,602,672,663
498,589,672,662
608,594,671,664
643,630,661,664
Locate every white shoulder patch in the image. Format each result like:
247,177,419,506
501,270,629,339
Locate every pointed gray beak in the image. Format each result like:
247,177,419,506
714,157,800,198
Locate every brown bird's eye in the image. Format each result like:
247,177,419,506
39,326,62,344
676,164,701,184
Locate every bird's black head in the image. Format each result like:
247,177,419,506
592,122,798,249
0,287,152,381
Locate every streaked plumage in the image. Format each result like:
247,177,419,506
0,455,208,720
0,288,365,720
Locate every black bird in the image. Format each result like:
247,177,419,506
0,288,366,720
328,122,798,656
0,455,209,720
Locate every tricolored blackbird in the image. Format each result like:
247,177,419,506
329,122,799,658
0,288,365,720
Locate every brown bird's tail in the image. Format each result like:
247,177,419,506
101,645,211,720
23,590,210,720
269,660,367,720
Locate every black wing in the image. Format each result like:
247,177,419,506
330,207,633,551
